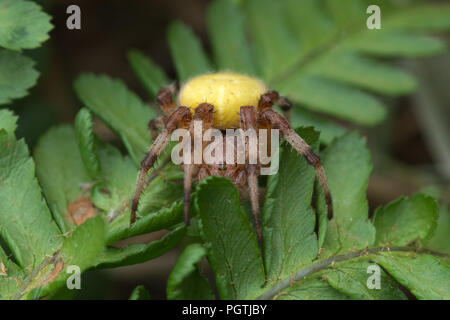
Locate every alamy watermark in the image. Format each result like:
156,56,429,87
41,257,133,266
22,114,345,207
66,5,81,30
66,265,81,290
367,4,382,30
367,264,381,290
170,121,280,175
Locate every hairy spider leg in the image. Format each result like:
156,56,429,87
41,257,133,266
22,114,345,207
147,83,180,140
183,103,215,226
258,90,292,121
240,106,263,247
130,106,192,225
259,107,333,219
157,82,178,115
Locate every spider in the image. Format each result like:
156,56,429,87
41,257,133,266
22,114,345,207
130,72,333,245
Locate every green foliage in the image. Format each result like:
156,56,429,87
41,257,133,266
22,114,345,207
73,74,155,163
317,133,375,254
0,49,39,105
34,125,91,232
129,285,151,300
373,252,450,300
1,0,449,300
0,0,52,105
424,206,450,255
93,226,185,269
207,0,256,75
186,130,450,300
323,259,407,300
0,0,52,51
117,0,450,144
168,21,212,82
74,108,101,180
373,194,438,246
262,127,319,283
0,109,189,299
127,50,170,98
0,115,106,299
194,177,265,299
0,124,61,271
167,243,215,300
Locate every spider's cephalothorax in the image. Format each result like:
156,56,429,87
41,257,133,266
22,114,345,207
130,72,333,246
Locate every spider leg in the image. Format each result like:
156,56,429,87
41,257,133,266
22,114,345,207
157,82,178,115
183,163,193,226
260,108,333,219
182,103,215,226
148,116,167,141
240,106,263,247
258,90,292,121
130,106,192,225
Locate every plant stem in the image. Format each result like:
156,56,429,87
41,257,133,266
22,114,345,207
256,246,449,300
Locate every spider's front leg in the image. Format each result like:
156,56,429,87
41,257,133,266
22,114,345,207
130,106,192,225
259,108,333,219
148,83,180,140
258,90,292,120
240,106,263,247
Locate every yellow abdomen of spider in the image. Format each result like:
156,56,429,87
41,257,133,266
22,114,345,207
178,72,267,129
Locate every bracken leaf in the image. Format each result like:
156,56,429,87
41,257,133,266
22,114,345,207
262,127,319,284
373,194,439,246
74,73,155,163
195,177,265,299
317,132,376,256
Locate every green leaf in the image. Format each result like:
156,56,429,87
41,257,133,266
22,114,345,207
0,108,17,138
34,126,91,233
56,215,106,270
195,177,265,299
324,259,407,300
74,74,155,163
167,243,215,300
324,0,365,28
277,75,387,125
373,194,439,246
129,285,151,300
0,49,39,105
282,0,336,55
106,201,184,245
0,132,62,270
127,49,170,97
308,52,417,96
373,252,450,300
276,276,349,300
74,108,101,180
93,226,185,268
77,138,183,244
424,205,450,255
0,0,52,50
0,245,25,299
41,215,107,295
317,132,376,257
348,31,447,58
243,0,299,81
207,0,256,75
262,127,319,284
168,21,212,82
89,142,136,224
290,106,346,145
385,5,450,31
